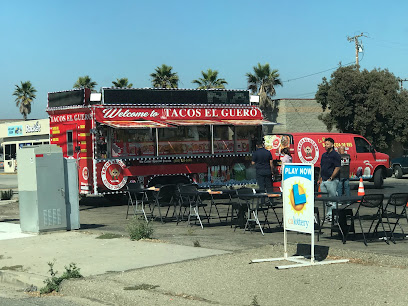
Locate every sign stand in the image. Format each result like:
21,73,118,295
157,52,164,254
251,163,348,269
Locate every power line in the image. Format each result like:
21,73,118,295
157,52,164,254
282,61,355,83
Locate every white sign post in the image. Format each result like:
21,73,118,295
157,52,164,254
251,163,348,269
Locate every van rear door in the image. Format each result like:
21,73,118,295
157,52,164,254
351,136,375,179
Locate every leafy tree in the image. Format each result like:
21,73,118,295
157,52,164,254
150,64,179,88
192,69,228,89
246,63,283,109
13,81,37,120
73,75,97,91
316,65,408,150
112,78,133,88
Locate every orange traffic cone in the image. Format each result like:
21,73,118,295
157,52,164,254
358,178,365,196
317,185,322,198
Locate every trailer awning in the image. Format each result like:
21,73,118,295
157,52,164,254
164,120,230,126
217,119,278,126
102,120,174,128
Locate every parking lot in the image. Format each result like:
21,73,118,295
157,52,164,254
1,173,408,254
1,174,408,305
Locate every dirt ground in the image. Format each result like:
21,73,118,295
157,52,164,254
1,194,408,305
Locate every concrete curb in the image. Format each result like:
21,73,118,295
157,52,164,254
0,270,46,288
0,199,18,206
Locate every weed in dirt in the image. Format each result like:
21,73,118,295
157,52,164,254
186,227,196,236
0,189,13,200
0,265,23,271
127,217,154,241
123,283,159,290
24,285,38,292
193,240,201,247
250,295,260,306
0,255,4,260
96,233,123,239
40,261,82,294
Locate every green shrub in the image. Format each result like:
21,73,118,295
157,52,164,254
127,217,154,241
0,189,13,200
40,261,82,294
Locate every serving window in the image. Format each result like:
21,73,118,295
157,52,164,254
213,126,234,153
235,125,260,153
112,128,155,157
158,126,210,155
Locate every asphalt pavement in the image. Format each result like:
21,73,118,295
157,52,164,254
1,174,408,305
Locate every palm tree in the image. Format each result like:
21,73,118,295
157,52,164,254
13,81,37,120
73,75,98,91
192,69,228,89
150,64,179,88
246,63,282,108
112,78,133,88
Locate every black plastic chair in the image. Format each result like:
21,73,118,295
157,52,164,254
150,184,178,223
382,193,408,243
236,188,270,235
177,184,209,228
125,182,148,221
347,194,386,246
265,187,283,228
232,188,253,230
207,188,238,224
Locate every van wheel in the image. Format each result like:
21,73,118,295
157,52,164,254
394,165,403,179
373,169,384,189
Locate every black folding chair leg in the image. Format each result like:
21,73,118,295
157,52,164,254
356,213,368,246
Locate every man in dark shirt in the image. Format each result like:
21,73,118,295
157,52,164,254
318,137,341,220
252,141,273,192
337,146,351,197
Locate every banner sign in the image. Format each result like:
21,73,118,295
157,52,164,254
7,125,23,136
94,106,263,122
282,163,314,234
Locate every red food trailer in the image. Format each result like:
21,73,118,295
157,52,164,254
46,88,274,195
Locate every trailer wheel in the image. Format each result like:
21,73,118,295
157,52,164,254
104,193,127,204
148,175,191,187
393,165,403,179
373,169,384,189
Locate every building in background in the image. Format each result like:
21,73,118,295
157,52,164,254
269,99,336,133
0,119,50,172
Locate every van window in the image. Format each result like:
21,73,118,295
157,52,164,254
354,137,371,153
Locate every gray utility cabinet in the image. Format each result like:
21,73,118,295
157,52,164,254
17,145,67,233
64,157,80,230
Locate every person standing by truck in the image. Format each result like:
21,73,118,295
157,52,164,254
281,147,292,164
337,146,351,197
318,137,341,220
252,140,273,192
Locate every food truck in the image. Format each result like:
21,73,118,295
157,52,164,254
46,88,274,195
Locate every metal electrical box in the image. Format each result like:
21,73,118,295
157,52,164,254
17,145,67,233
64,158,80,230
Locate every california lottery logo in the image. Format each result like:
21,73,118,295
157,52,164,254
288,182,307,214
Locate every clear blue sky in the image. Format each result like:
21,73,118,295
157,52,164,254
1,0,408,119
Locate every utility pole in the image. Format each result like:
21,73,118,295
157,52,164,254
347,33,366,67
398,78,408,89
